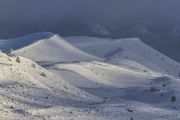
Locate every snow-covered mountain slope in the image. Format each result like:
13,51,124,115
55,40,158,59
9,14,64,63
0,52,100,119
1,33,180,119
65,36,180,78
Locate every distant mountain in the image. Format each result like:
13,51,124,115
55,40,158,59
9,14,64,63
1,23,179,63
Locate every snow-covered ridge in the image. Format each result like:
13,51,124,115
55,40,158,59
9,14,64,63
0,32,102,63
12,34,102,63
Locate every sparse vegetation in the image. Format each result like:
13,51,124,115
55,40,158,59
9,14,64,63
127,108,134,113
31,63,36,68
63,85,68,89
171,96,176,102
143,70,148,72
125,56,128,59
16,56,21,63
40,72,46,77
150,87,160,92
162,84,166,87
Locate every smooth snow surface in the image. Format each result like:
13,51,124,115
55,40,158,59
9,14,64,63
0,33,180,119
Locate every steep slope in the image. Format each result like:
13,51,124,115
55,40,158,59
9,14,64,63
65,36,180,78
11,34,101,63
0,52,100,119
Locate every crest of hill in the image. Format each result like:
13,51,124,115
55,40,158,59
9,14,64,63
0,32,102,63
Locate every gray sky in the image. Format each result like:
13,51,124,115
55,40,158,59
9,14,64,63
0,0,180,26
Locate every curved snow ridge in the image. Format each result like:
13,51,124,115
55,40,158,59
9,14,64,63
0,32,54,52
13,34,102,63
54,61,161,88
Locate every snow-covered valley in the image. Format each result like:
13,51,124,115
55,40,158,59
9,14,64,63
0,32,180,119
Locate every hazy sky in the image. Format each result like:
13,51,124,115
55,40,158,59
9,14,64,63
0,0,180,26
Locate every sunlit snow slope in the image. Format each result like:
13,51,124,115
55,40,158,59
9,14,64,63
0,52,100,119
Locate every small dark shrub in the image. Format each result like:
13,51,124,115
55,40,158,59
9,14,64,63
171,96,176,102
150,87,160,92
31,64,36,68
127,108,134,113
63,85,68,89
40,72,46,77
162,84,166,87
143,70,148,72
16,57,21,63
